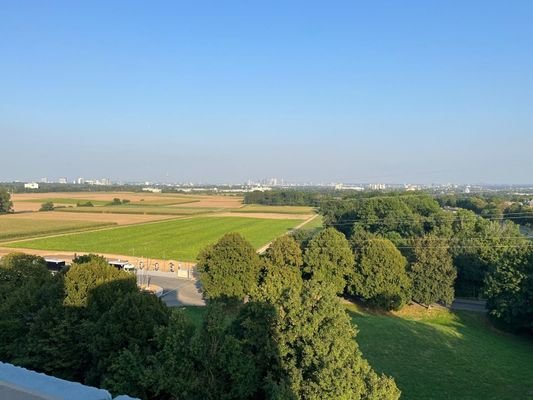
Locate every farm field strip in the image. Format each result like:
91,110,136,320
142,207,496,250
18,198,111,206
0,218,116,241
5,216,302,261
54,205,220,215
233,204,316,214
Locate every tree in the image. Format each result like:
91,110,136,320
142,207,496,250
349,238,411,310
408,235,457,306
64,258,137,308
265,281,400,399
0,188,13,213
72,253,107,265
0,253,62,363
303,228,354,293
258,236,304,302
86,290,169,386
484,248,533,332
197,233,261,301
40,201,54,211
191,304,261,400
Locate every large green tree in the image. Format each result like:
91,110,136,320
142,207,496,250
0,253,62,364
265,281,400,399
259,235,304,302
484,247,533,332
303,228,354,293
349,237,411,310
64,258,137,308
0,188,13,213
408,235,457,306
197,233,261,301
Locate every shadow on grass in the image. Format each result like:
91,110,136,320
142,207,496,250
346,302,533,400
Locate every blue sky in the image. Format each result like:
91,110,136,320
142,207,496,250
1,0,532,184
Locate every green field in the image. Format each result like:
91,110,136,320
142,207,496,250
347,304,533,400
7,216,300,261
0,218,115,241
232,204,316,214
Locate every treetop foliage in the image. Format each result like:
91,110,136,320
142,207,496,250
197,232,261,301
0,188,13,213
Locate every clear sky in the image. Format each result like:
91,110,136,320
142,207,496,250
1,0,532,184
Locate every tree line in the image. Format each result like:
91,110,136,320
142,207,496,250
243,190,326,206
320,194,533,333
0,240,401,400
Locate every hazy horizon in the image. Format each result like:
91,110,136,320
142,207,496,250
1,1,532,184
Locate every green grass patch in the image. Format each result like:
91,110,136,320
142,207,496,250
299,215,323,230
180,306,207,326
233,205,316,214
346,304,533,400
6,216,300,261
0,218,115,241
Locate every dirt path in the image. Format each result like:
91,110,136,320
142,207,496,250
257,214,319,253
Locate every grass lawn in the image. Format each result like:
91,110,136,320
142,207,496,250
346,303,533,400
6,216,300,261
181,303,533,400
0,218,115,241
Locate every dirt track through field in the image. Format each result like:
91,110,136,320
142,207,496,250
256,214,319,253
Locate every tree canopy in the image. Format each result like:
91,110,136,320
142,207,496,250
197,233,261,301
349,237,411,310
0,188,13,213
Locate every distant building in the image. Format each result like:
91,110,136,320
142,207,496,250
24,182,39,189
368,183,386,190
142,187,162,193
334,184,364,191
77,177,85,184
40,177,48,183
58,177,67,184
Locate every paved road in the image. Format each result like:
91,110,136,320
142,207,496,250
138,273,205,307
451,299,487,313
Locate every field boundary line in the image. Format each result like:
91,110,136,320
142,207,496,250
257,214,319,254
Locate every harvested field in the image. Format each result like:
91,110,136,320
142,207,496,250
2,211,176,225
6,216,301,261
0,217,114,241
12,192,241,211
